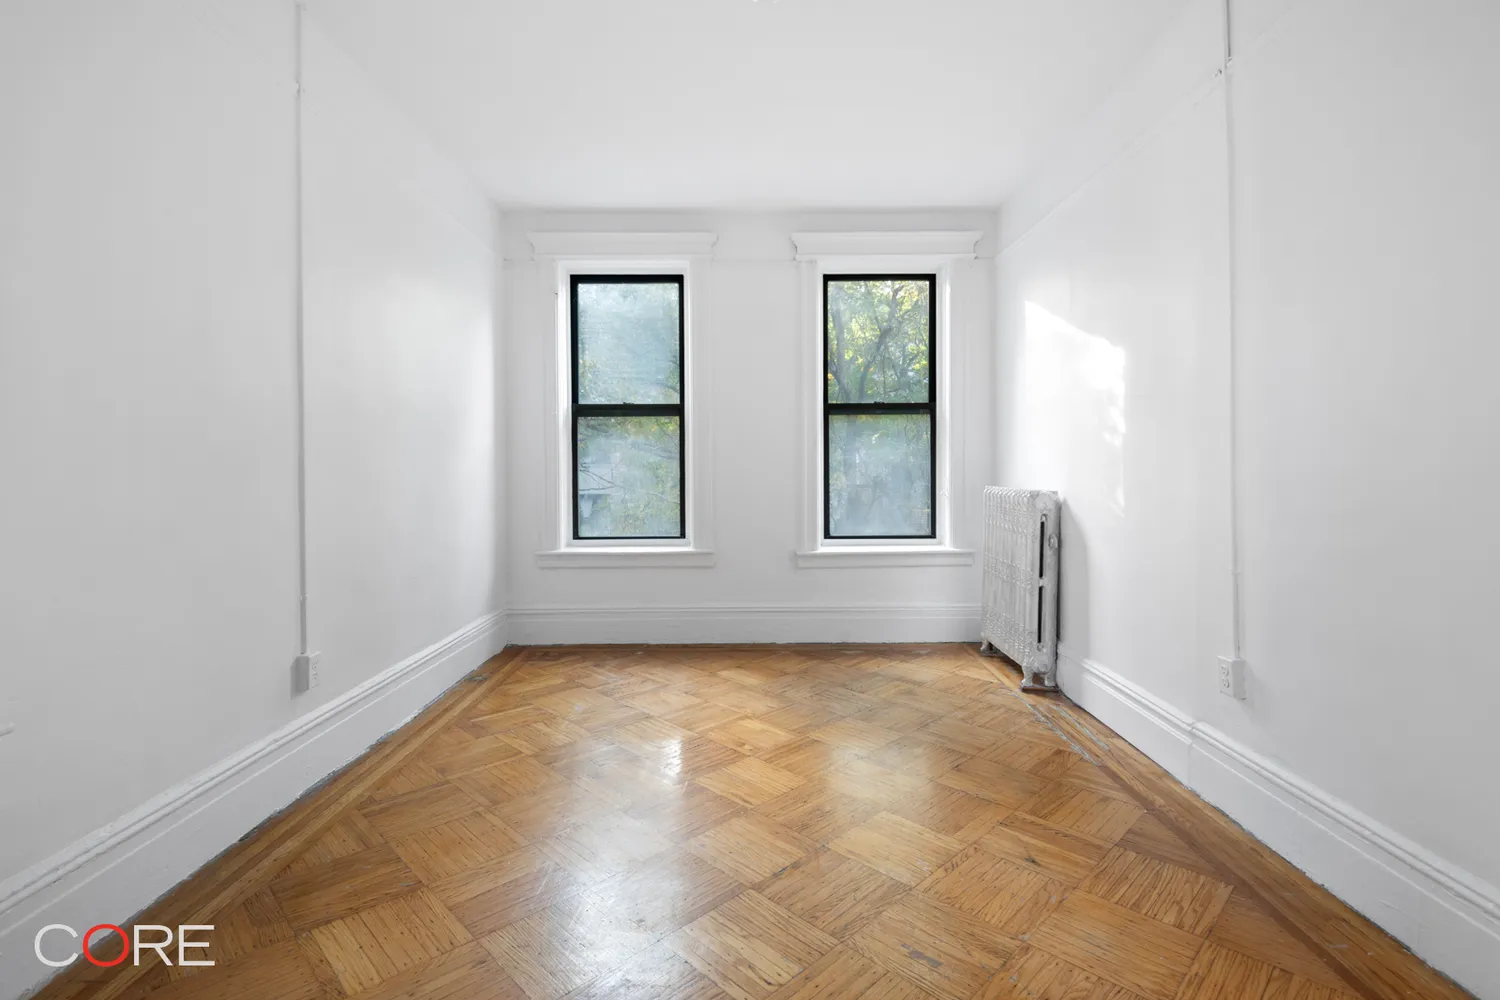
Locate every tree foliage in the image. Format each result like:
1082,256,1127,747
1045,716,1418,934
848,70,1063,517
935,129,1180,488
577,281,680,405
577,415,681,537
826,278,930,404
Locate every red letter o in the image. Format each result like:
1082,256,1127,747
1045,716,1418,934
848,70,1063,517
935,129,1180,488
82,924,129,967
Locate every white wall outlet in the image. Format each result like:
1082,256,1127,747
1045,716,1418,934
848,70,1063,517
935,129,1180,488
292,651,323,693
1218,656,1247,700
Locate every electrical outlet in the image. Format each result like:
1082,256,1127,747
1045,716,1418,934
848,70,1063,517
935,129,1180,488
1217,656,1246,700
292,651,323,693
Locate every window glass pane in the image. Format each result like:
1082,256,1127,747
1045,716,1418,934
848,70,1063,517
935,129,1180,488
577,415,682,537
827,413,932,537
577,281,680,404
825,278,931,403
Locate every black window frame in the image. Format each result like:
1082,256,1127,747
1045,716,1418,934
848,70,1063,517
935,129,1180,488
822,273,938,541
570,273,686,541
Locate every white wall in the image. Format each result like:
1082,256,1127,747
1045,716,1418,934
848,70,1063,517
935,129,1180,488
1227,0,1500,894
302,20,503,700
0,0,302,885
996,0,1232,713
0,4,501,996
995,0,1500,993
504,211,995,643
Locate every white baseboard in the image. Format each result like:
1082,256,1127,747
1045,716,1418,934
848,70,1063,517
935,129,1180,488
1056,646,1196,784
1,612,507,1000
508,604,981,646
1057,646,1500,999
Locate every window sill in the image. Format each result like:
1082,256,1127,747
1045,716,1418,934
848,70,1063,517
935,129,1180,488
535,547,716,569
794,546,975,568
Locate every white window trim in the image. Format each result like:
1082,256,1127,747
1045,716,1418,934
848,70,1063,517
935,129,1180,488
793,232,981,568
531,232,717,568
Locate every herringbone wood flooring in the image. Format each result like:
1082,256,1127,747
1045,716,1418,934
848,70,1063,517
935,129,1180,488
40,645,1470,1000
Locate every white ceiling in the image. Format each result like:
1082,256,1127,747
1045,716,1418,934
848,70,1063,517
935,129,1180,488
305,0,1181,209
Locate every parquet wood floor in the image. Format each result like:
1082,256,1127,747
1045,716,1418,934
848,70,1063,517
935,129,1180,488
36,645,1471,1000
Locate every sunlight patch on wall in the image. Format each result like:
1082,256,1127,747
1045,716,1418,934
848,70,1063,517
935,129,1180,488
1020,301,1127,515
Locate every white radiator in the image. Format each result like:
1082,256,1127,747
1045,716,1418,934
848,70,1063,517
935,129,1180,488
980,487,1061,691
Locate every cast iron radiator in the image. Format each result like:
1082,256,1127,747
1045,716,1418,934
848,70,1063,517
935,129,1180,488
979,486,1061,691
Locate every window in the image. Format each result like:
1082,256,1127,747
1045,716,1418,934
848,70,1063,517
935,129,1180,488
571,275,685,539
791,230,977,567
823,274,936,539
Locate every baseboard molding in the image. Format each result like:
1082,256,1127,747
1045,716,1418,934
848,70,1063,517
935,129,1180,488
1056,646,1195,784
1057,646,1500,998
508,604,981,645
0,611,507,1000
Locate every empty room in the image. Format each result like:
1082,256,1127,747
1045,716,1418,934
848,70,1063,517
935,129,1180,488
3,0,1498,998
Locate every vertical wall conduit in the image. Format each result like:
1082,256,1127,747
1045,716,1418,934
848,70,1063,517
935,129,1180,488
293,2,310,660
1221,0,1245,662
